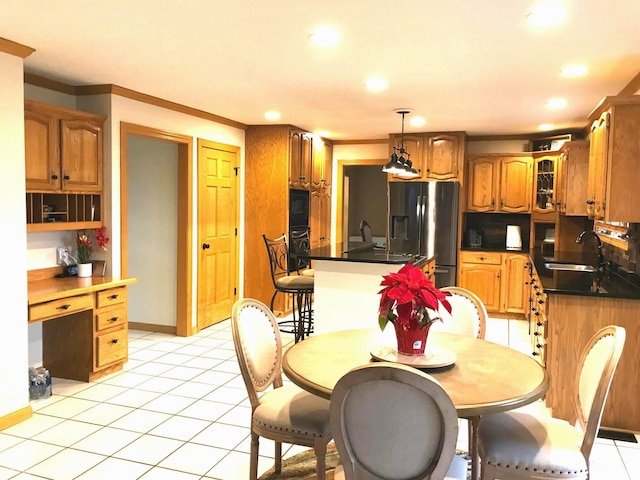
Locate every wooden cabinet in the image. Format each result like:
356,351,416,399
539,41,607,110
289,129,313,190
586,95,640,222
310,137,332,249
556,141,589,216
29,277,135,382
459,251,502,311
503,254,529,314
532,154,558,213
421,257,436,283
388,132,465,182
25,100,105,232
526,261,547,365
466,154,532,213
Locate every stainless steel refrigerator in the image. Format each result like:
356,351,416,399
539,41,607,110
388,181,460,287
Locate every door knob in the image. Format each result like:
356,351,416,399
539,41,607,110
202,243,210,249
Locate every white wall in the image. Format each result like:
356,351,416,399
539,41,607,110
0,52,30,418
127,136,178,327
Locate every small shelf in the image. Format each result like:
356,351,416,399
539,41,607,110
26,193,101,232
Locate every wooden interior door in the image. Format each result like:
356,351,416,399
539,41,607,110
197,140,239,330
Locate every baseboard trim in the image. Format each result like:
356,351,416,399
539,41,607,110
128,322,176,335
0,405,33,431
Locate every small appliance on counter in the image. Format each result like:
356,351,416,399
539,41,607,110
506,225,523,250
467,229,482,248
541,228,555,258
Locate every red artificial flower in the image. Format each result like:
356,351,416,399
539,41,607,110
76,227,110,264
378,263,452,330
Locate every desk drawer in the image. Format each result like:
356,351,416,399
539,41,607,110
460,251,502,265
96,328,127,368
96,305,127,331
29,294,93,322
97,287,127,309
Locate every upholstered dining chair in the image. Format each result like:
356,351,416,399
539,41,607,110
231,298,332,480
433,286,487,340
330,362,468,480
477,325,626,480
263,233,314,342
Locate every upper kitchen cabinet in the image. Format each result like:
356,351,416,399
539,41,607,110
586,95,640,222
310,137,332,248
532,153,558,214
311,136,332,191
25,100,105,193
289,129,313,190
388,132,465,182
466,153,532,213
556,140,589,216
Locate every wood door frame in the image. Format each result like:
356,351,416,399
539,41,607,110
120,122,193,336
335,158,387,243
196,138,240,331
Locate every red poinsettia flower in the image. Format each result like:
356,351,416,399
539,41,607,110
378,263,452,330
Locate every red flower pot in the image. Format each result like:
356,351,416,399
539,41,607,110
392,309,431,355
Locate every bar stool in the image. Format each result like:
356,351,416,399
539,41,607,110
262,233,314,342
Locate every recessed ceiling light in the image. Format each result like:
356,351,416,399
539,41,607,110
545,98,568,109
410,116,426,127
309,27,340,47
264,111,281,121
365,77,387,92
539,123,555,131
527,1,567,27
560,65,588,77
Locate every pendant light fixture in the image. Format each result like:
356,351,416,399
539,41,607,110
382,109,419,178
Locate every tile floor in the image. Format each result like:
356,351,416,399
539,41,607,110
0,318,638,479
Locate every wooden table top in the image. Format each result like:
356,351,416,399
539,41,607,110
283,328,549,418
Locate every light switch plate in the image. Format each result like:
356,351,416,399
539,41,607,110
56,247,69,265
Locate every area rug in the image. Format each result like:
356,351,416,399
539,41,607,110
258,443,471,480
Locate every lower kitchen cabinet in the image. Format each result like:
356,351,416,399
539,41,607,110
503,254,530,314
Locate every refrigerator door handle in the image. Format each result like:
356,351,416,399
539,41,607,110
416,195,424,253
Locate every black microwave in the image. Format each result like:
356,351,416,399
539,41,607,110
289,189,309,228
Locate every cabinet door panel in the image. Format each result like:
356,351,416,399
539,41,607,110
25,109,60,191
310,190,321,249
532,156,557,213
500,157,531,212
425,134,459,180
389,135,423,181
311,138,325,190
289,131,302,188
459,264,501,311
60,118,103,192
467,158,496,211
588,113,609,219
504,254,528,314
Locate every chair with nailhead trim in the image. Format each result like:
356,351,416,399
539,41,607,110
477,325,626,480
231,298,332,480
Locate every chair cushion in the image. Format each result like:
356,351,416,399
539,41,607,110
276,275,314,290
478,411,587,477
254,385,330,438
300,268,315,277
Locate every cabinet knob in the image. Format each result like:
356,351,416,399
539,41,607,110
202,243,210,250
537,321,543,326
63,175,70,180
532,351,539,356
586,199,595,205
51,174,58,180
57,304,71,310
108,294,119,300
109,317,119,322
111,339,119,344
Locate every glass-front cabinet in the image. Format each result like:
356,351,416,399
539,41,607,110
533,154,557,213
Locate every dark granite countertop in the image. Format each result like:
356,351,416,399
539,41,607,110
294,242,431,266
533,251,640,299
460,246,530,254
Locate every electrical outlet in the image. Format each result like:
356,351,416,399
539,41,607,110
56,247,69,265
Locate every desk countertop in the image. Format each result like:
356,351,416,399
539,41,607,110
28,276,138,304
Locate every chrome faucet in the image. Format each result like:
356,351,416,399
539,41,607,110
576,230,604,290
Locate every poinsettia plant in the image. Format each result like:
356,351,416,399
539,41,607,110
378,263,452,331
76,227,109,264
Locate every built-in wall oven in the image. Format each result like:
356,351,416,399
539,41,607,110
289,189,311,270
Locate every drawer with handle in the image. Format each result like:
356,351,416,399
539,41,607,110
460,251,502,265
96,328,127,368
29,294,93,323
95,305,127,331
97,287,127,309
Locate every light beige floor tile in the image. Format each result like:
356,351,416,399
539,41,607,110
167,381,217,399
113,434,183,465
204,451,273,480
199,348,236,360
127,349,166,362
1,413,64,438
109,409,171,433
0,435,22,454
138,466,200,480
26,448,105,480
618,445,640,478
158,443,227,475
203,386,248,405
37,397,100,418
212,360,241,374
484,318,509,345
172,345,212,357
144,341,183,353
71,383,129,402
141,333,176,341
127,362,174,376
0,439,63,471
75,457,151,480
234,435,276,458
590,442,629,479
103,389,161,408
177,399,234,422
9,473,50,479
215,404,251,427
148,416,210,441
139,394,196,415
136,376,185,394
0,466,19,480
160,365,206,381
151,352,194,366
180,356,223,370
190,422,249,449
32,420,101,447
29,394,64,411
72,403,134,426
49,378,93,396
190,370,236,386
192,337,227,348
71,427,142,456
101,371,156,388
221,375,246,390
128,338,160,350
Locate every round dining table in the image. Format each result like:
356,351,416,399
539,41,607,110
282,328,550,480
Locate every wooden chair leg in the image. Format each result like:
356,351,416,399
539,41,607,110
250,432,259,480
314,440,327,480
274,440,282,473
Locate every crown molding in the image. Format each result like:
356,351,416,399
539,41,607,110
332,139,388,145
0,37,34,58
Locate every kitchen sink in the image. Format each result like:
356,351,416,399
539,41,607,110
544,262,598,273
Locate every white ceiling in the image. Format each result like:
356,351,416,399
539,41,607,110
3,0,640,140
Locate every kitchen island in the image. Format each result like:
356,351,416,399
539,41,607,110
295,242,432,335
